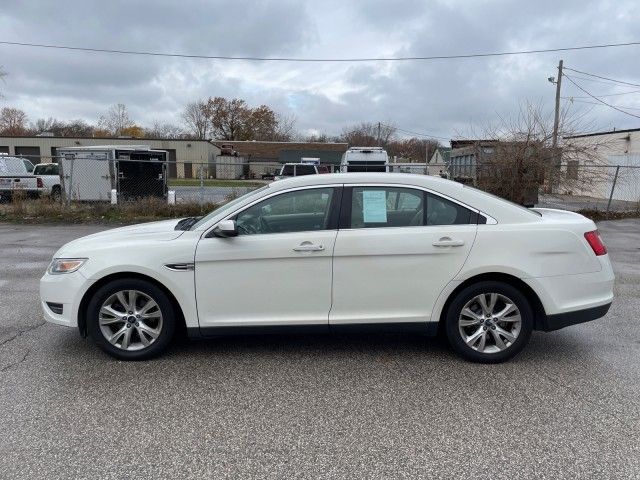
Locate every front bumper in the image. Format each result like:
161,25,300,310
538,302,612,332
39,270,89,328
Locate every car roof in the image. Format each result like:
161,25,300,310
269,172,461,191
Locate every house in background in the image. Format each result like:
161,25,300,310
427,146,451,176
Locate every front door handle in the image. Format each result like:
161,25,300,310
432,237,465,247
293,242,325,252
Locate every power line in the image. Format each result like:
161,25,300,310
564,67,640,88
561,88,640,99
562,73,626,86
381,123,450,141
563,97,640,111
563,74,640,119
0,40,640,62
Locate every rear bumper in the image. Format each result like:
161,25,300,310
537,302,612,332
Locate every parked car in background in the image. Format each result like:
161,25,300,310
341,147,389,172
40,173,614,363
274,162,330,180
32,163,62,200
0,155,43,201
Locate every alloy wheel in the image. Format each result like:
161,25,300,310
458,292,522,354
98,289,163,351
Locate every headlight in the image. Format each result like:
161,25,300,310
48,258,87,275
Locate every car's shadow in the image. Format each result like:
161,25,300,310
49,325,596,367
165,329,593,365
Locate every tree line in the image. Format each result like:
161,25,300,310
0,97,442,162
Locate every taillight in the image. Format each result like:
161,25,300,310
36,177,44,188
584,230,607,256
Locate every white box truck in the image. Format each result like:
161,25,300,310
340,147,389,173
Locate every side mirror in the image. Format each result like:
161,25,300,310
212,219,238,238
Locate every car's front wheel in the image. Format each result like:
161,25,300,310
445,281,533,363
87,279,175,360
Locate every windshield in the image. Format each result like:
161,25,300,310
189,185,270,229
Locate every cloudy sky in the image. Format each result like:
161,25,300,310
0,0,639,141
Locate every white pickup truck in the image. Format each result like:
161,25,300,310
0,156,44,201
32,163,62,199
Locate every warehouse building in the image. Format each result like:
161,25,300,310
0,135,221,178
212,140,349,178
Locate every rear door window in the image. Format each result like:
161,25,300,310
349,187,477,228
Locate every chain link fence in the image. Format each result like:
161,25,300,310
1,154,639,219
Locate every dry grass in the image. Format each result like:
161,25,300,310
578,209,640,222
0,195,220,224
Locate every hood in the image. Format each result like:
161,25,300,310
55,219,186,257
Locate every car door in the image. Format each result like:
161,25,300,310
330,185,478,327
194,186,341,331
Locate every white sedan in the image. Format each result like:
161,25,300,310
40,173,614,362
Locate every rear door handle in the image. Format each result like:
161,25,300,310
432,237,465,247
293,242,325,252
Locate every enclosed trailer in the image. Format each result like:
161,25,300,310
57,145,168,201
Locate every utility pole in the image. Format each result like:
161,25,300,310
552,59,563,149
377,122,381,147
549,59,563,194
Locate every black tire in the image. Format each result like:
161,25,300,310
445,281,533,363
86,278,175,360
51,185,62,201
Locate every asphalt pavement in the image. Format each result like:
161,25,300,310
0,219,639,479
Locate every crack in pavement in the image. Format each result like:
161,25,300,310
0,322,46,349
0,348,30,373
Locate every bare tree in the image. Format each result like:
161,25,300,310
98,103,134,136
146,121,184,139
457,100,615,204
304,132,333,143
0,107,29,135
272,113,297,141
62,119,94,137
182,100,209,139
387,137,441,163
338,122,396,147
31,117,66,135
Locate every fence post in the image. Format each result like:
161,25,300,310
606,165,620,213
199,163,204,211
57,156,68,206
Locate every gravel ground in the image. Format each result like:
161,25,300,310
0,220,639,479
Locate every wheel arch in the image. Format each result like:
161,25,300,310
77,272,187,338
438,273,547,332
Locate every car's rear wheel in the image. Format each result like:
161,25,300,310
87,279,175,360
445,281,533,363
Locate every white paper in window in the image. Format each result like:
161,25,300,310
362,190,387,223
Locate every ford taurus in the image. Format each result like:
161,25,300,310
40,173,614,362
